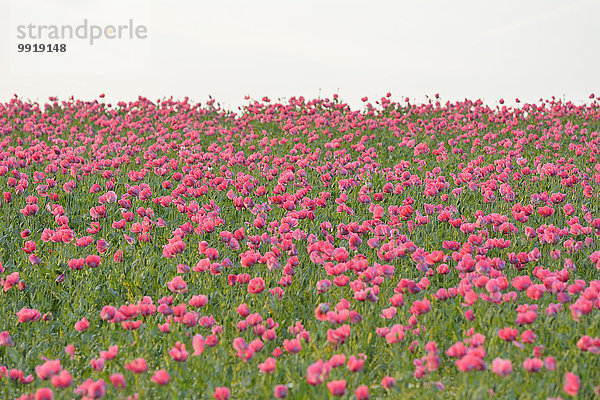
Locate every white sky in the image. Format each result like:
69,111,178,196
1,0,599,109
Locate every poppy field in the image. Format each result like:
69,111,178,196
1,93,599,399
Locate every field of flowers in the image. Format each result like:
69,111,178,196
0,93,599,399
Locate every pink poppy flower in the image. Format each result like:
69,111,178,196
151,369,171,385
74,318,90,332
213,387,230,400
0,331,14,346
85,255,101,268
355,384,369,400
274,384,288,398
248,277,265,294
327,379,346,396
167,276,187,293
523,358,543,373
491,358,512,377
564,372,580,397
34,388,54,400
110,373,126,390
125,358,147,374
